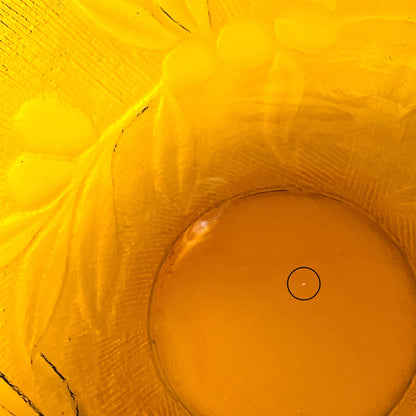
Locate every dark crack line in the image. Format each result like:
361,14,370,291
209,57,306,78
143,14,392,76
40,353,80,416
0,403,17,416
207,0,212,26
136,105,149,117
111,103,150,189
160,6,191,33
0,371,44,416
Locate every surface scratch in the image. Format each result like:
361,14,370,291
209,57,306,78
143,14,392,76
40,353,80,416
0,371,44,416
160,6,191,33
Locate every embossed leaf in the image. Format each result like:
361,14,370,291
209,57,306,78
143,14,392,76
152,91,193,198
77,0,179,49
69,148,121,332
14,204,71,356
0,209,49,269
157,0,210,33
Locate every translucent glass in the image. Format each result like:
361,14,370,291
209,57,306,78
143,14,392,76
1,0,416,415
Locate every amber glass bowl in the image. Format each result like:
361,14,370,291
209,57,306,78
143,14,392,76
1,1,416,415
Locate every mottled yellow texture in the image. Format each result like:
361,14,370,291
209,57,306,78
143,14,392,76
1,0,416,415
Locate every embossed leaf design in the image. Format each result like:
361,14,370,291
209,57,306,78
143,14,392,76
152,90,193,197
77,0,179,49
14,203,72,356
69,145,122,332
157,0,211,33
0,209,50,270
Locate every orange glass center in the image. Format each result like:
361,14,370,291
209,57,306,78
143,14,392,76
149,192,416,416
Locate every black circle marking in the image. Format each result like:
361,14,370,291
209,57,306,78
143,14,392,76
287,266,321,301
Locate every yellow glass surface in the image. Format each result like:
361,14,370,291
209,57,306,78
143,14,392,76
1,0,416,415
